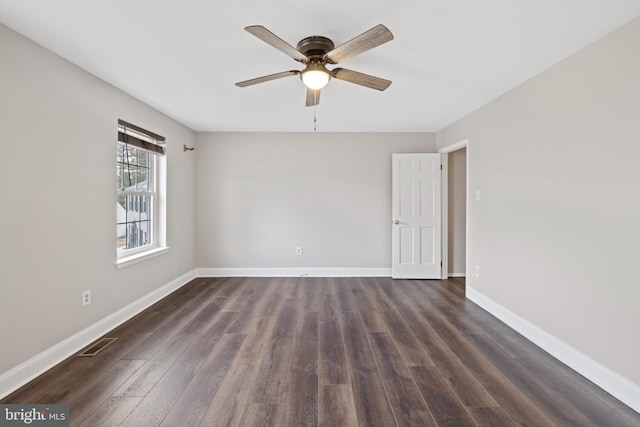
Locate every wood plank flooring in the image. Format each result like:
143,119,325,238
3,277,639,426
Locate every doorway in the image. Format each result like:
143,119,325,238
439,139,468,279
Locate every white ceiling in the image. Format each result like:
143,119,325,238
1,1,639,132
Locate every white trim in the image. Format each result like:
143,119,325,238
116,246,169,269
0,269,197,400
448,273,466,278
466,286,640,414
196,267,392,278
441,153,449,279
439,138,469,279
438,138,469,154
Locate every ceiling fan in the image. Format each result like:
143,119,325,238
235,24,394,107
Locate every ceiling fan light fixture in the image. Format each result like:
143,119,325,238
302,70,330,89
301,63,330,89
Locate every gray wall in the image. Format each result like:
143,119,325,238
0,24,198,375
448,147,466,276
438,17,640,385
195,132,436,270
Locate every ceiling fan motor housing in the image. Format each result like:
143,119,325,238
296,36,335,58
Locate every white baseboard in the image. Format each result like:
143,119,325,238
448,273,466,278
466,286,640,414
0,269,197,400
197,267,392,278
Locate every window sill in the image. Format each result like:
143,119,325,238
116,246,169,269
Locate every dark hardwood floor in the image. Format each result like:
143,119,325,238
3,277,639,426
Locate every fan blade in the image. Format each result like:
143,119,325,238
332,68,391,91
305,88,320,107
245,25,308,63
324,24,393,64
235,70,299,87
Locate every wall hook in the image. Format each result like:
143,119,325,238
183,144,195,152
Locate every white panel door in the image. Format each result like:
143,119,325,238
392,153,442,278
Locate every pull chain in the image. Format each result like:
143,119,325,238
314,106,317,131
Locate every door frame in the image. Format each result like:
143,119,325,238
439,138,469,280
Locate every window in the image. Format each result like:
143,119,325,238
116,120,166,265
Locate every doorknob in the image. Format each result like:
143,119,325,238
394,220,400,225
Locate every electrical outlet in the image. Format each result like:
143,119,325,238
475,266,480,277
296,247,303,256
82,290,91,307
475,190,481,201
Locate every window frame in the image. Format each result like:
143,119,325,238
116,121,168,268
